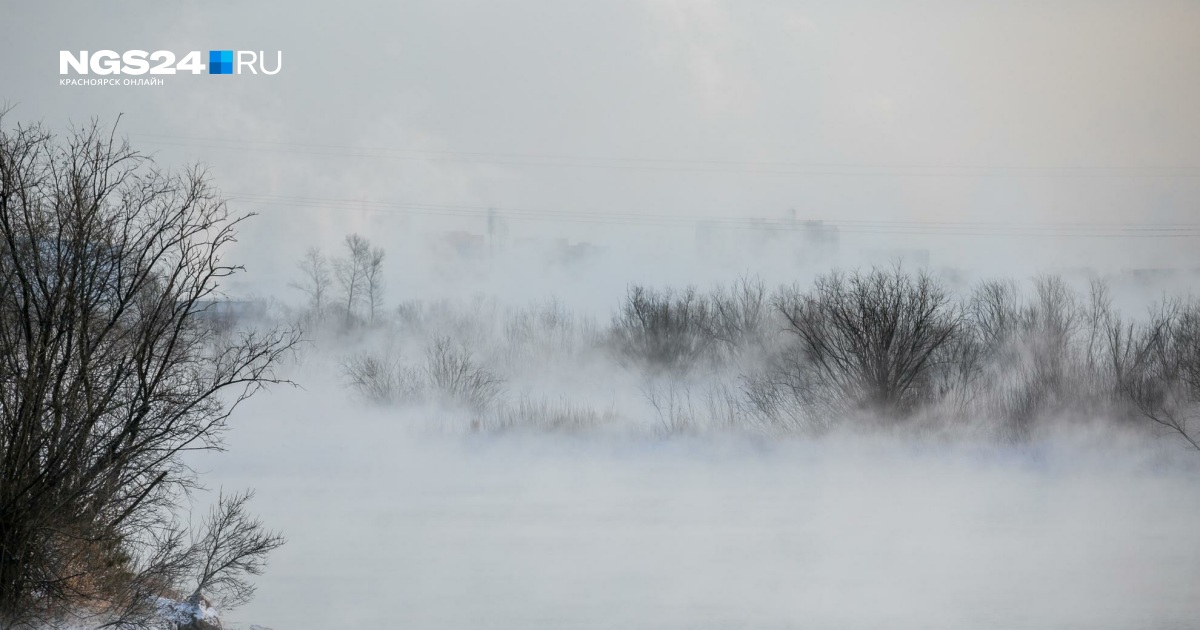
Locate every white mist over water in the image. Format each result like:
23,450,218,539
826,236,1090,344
4,2,1200,627
194,365,1200,630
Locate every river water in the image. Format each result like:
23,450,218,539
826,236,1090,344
197,378,1200,629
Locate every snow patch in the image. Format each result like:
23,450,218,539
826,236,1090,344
154,596,220,626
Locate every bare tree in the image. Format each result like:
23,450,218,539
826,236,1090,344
289,246,331,322
334,234,368,326
0,116,296,626
364,245,385,324
1110,299,1200,450
186,491,285,614
333,234,385,327
774,267,962,418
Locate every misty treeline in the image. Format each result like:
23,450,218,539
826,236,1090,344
290,251,1200,447
289,236,385,328
0,117,292,629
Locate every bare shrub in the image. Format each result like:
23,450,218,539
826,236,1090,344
342,338,502,415
425,337,504,413
743,357,832,433
642,380,758,435
501,298,600,368
707,276,775,365
1110,299,1200,449
772,267,962,420
485,395,613,432
960,276,1117,438
643,381,700,434
395,297,499,354
611,285,715,373
342,353,424,405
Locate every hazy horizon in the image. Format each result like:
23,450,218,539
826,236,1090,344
4,1,1199,303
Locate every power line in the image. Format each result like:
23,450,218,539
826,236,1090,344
134,133,1200,179
232,191,1199,229
226,191,1200,239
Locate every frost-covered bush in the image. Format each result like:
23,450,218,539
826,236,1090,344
344,338,503,413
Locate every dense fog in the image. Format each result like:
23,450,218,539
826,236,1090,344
185,261,1200,628
3,1,1200,628
201,356,1200,629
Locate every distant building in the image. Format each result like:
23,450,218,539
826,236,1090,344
437,231,486,260
486,208,509,256
693,210,841,266
555,240,603,266
792,218,840,265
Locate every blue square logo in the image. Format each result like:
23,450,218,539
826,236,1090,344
209,50,233,75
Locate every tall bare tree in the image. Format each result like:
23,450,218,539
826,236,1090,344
364,245,385,324
289,246,331,322
0,116,296,626
334,234,384,327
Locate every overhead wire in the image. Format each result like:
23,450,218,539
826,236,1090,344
133,133,1200,179
122,132,1200,239
226,192,1200,239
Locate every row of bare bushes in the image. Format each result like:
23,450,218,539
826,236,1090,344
325,267,1200,447
609,269,1200,444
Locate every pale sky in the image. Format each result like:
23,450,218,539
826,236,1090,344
3,0,1199,303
